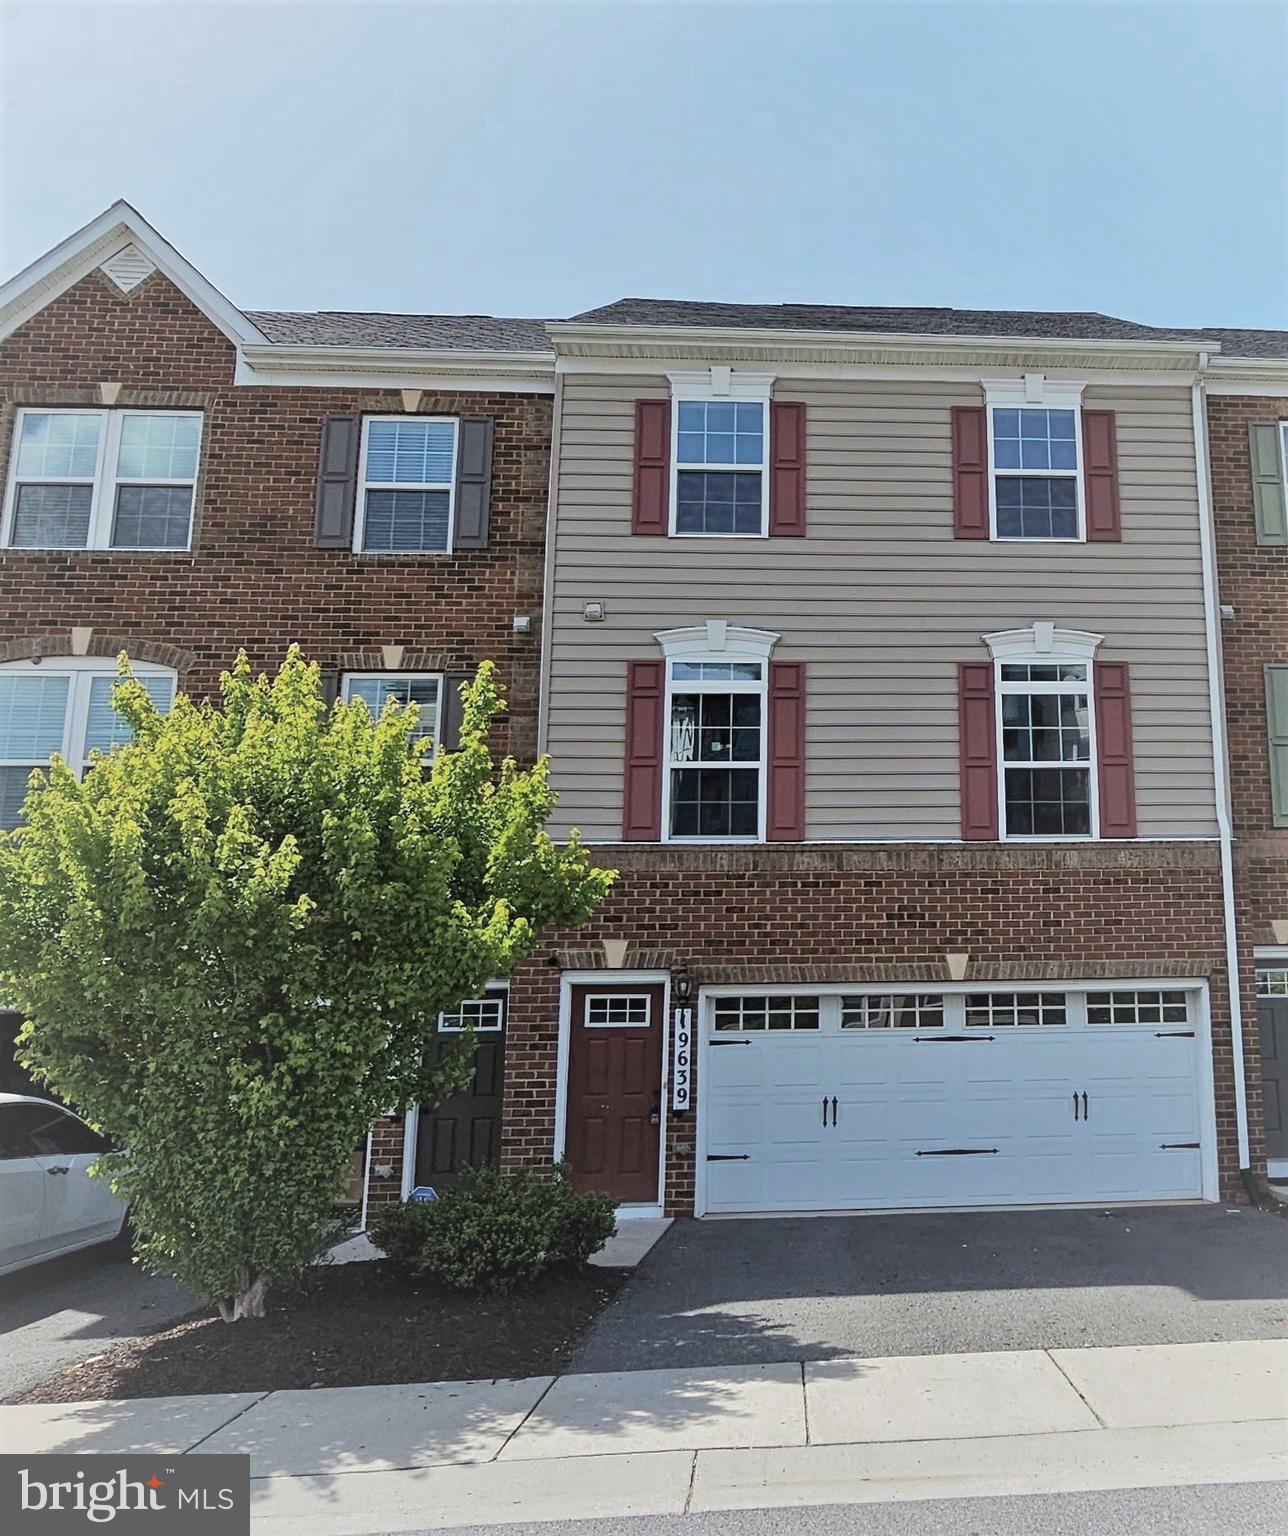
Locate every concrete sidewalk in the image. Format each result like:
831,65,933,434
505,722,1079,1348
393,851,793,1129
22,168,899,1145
1,1339,1284,1533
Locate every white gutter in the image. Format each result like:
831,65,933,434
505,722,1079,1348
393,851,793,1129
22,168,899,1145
1192,366,1250,1169
536,367,565,755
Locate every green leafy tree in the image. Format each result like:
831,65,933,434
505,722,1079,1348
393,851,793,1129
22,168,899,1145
0,650,612,1319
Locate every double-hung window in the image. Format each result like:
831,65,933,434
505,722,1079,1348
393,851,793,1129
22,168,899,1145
342,673,443,757
664,660,765,840
991,406,1080,539
673,400,767,536
0,660,177,828
999,662,1094,836
357,417,457,553
3,409,202,551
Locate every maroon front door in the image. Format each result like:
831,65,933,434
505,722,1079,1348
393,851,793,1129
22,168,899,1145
565,983,665,1203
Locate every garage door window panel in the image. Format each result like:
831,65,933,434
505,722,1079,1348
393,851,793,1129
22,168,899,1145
1086,990,1189,1026
841,994,945,1029
713,995,820,1032
965,992,1067,1029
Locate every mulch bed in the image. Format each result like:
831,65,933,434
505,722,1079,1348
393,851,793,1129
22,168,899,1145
13,1260,628,1404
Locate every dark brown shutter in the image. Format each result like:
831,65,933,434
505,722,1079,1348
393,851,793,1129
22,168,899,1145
959,662,999,839
632,400,670,535
315,415,360,548
623,661,664,839
454,417,494,549
440,672,472,751
1094,661,1137,837
767,661,806,840
769,402,806,537
1083,410,1122,542
319,668,340,706
952,406,989,539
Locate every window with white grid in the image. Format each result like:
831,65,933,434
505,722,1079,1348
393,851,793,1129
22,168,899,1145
991,406,1081,540
585,994,652,1028
712,995,821,1032
1086,990,1189,1026
1257,968,1288,997
342,674,442,758
673,400,768,536
0,660,176,829
965,992,1067,1028
999,662,1094,837
439,993,506,1032
840,994,945,1029
3,408,202,551
357,417,457,553
666,659,765,841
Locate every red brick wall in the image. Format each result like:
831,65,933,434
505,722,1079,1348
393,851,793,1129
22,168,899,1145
1206,393,1288,1179
0,268,550,757
493,843,1238,1212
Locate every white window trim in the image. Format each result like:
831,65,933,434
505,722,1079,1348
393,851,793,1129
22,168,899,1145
984,624,1104,842
656,622,779,845
2,407,202,552
982,377,1086,544
1280,422,1288,502
354,415,458,556
0,655,177,779
341,672,444,759
666,369,775,540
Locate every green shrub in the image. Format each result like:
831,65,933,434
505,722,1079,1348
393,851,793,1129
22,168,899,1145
372,1165,617,1291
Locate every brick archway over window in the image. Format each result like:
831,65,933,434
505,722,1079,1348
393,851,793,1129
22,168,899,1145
0,632,197,674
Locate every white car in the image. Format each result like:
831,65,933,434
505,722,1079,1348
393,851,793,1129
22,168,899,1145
0,1092,128,1276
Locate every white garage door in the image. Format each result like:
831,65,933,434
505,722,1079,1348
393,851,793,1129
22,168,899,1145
700,988,1207,1214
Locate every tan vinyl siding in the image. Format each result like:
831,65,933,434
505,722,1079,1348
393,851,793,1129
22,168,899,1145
546,374,1216,841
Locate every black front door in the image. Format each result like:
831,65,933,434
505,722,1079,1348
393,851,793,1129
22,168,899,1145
1259,996,1288,1163
414,990,507,1193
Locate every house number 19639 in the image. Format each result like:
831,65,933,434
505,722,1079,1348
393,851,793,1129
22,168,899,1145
672,1008,692,1111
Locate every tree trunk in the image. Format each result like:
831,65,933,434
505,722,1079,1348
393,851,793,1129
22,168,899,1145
217,1273,269,1321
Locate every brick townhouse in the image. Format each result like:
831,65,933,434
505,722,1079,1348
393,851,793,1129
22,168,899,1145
0,203,1280,1223
0,204,555,1208
1203,334,1288,1186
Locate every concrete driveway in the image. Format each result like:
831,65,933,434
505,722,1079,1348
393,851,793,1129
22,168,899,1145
0,1241,195,1400
571,1205,1288,1373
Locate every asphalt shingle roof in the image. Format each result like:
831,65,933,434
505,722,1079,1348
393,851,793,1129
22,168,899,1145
244,310,551,351
566,299,1288,359
567,298,1201,343
240,301,1288,363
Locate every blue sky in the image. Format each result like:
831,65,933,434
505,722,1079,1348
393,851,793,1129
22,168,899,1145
2,1,1285,329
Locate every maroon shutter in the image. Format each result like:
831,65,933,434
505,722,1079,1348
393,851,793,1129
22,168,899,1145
1083,410,1122,542
952,406,989,539
623,661,664,840
769,402,806,537
1094,661,1137,837
958,662,999,839
632,400,670,535
767,661,806,840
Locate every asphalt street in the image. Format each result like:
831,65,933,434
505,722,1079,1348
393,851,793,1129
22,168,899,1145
415,1481,1288,1536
